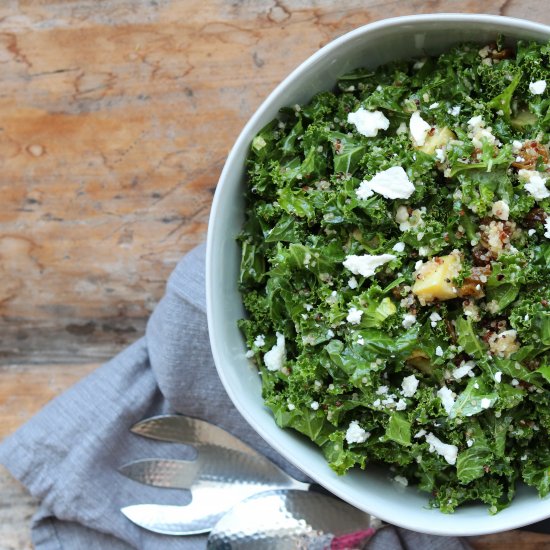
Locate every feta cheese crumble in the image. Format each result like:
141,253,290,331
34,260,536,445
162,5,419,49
518,169,550,200
452,360,476,380
395,399,407,411
494,371,502,383
401,374,419,397
529,80,547,95
402,313,417,329
356,166,415,200
343,254,396,278
409,111,431,147
347,108,390,137
347,306,364,325
392,242,406,252
429,311,442,327
345,420,370,444
253,334,266,348
264,332,286,371
435,345,444,357
425,433,458,465
437,386,455,415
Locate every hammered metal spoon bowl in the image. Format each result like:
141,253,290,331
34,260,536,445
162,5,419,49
207,489,382,549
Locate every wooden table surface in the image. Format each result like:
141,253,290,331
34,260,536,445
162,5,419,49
0,1,548,548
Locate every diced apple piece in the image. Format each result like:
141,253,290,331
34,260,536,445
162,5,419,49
412,252,462,304
417,127,456,155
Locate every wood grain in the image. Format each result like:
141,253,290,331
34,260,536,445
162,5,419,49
0,1,548,548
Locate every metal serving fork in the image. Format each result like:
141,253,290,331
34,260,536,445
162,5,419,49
119,415,309,535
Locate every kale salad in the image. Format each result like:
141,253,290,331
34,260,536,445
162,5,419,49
237,38,550,513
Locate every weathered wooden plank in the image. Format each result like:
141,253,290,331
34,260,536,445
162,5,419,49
0,318,146,365
470,531,550,549
0,467,36,550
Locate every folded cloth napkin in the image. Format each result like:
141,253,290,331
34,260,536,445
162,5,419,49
0,243,472,550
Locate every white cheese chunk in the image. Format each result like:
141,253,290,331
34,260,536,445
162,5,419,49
401,374,419,397
452,360,476,380
253,334,266,348
529,80,547,95
519,169,550,200
345,420,370,444
402,313,416,329
409,111,431,147
437,386,455,415
264,332,286,371
343,253,395,278
347,107,390,137
392,242,405,252
356,166,415,200
425,433,458,465
395,398,407,410
346,306,363,325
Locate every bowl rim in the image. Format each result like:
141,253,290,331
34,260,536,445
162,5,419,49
206,13,550,535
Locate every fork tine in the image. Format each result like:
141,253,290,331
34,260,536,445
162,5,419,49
130,415,259,456
120,458,200,489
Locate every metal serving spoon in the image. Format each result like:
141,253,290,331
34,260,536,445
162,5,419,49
207,489,381,549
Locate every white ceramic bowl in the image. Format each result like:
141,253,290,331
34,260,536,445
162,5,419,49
206,14,550,536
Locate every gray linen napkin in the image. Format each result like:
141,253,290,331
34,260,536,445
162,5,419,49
0,243,471,550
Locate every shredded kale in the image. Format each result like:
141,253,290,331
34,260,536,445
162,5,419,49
238,38,550,513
